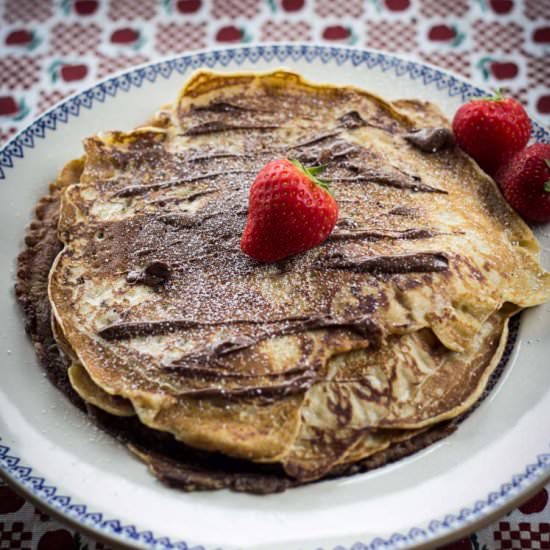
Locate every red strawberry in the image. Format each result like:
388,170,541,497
428,24,454,41
111,28,139,44
533,27,550,43
518,488,549,514
177,0,202,12
241,159,339,262
61,64,88,82
38,530,76,550
281,0,305,11
6,29,33,46
0,96,19,116
478,57,519,80
0,486,25,513
489,0,513,14
74,0,98,15
439,537,473,550
495,143,550,223
322,26,350,40
216,26,243,42
452,92,530,175
537,95,550,115
489,61,518,80
385,0,410,11
427,24,465,47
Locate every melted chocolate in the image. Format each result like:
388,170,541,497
319,251,449,274
334,171,447,194
157,213,198,228
388,206,419,217
182,373,316,399
404,127,455,153
98,315,310,341
337,111,367,129
114,170,255,198
329,228,437,242
289,131,341,149
99,313,382,356
183,121,279,136
336,217,359,229
165,362,311,381
152,189,217,206
185,151,251,163
127,260,171,287
192,102,254,113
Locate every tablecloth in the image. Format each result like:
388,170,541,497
0,0,549,549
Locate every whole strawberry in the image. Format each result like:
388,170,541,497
452,92,530,175
241,159,338,262
496,143,550,223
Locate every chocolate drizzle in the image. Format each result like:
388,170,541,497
183,121,280,136
289,131,341,149
319,252,450,274
329,228,437,242
87,86,457,407
114,170,255,198
337,111,367,129
180,374,316,399
99,313,382,350
127,260,171,287
404,127,455,153
191,102,254,113
98,315,309,341
333,171,447,194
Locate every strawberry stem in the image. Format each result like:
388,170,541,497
289,159,333,195
481,88,504,101
545,160,550,193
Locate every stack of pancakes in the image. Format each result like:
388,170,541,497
17,70,550,493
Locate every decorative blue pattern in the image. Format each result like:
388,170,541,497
1,44,549,180
2,44,550,550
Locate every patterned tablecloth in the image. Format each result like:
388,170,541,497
0,0,549,549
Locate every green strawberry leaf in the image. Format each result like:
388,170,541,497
476,0,487,12
476,57,493,82
289,159,333,195
544,180,550,193
61,0,71,16
28,32,42,51
545,159,550,170
451,27,465,47
13,98,30,121
306,165,326,176
480,88,506,102
133,33,146,51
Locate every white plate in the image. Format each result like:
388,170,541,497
1,44,550,550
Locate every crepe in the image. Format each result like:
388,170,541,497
14,194,512,492
17,69,550,491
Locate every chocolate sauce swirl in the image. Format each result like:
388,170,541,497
319,252,450,274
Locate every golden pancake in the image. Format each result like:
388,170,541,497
42,69,550,482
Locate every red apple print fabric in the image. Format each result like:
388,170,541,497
0,1,549,549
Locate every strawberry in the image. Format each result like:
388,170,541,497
452,91,531,175
241,159,339,262
495,143,550,223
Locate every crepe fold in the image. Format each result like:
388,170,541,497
23,69,549,490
